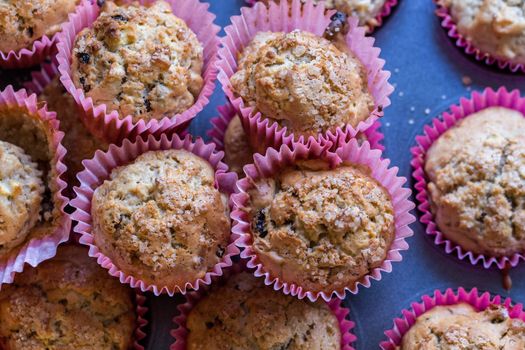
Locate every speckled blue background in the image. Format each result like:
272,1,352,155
146,0,525,348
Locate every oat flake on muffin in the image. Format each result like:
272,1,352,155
425,107,525,257
71,0,204,122
91,149,230,288
186,271,341,350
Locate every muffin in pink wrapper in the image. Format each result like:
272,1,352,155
70,133,240,296
218,0,393,151
230,138,414,302
208,101,385,177
170,265,357,350
244,0,399,34
0,243,148,349
381,287,525,349
411,87,525,270
0,0,92,69
435,0,525,73
56,0,220,142
0,86,70,287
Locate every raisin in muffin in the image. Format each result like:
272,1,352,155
223,115,254,177
186,271,341,350
91,149,231,288
0,244,136,350
248,161,395,294
440,0,525,65
398,303,525,349
71,0,203,122
39,77,108,189
230,30,374,137
425,107,525,257
0,0,79,52
0,140,43,256
260,0,387,30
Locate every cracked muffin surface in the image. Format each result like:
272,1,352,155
425,107,525,256
442,0,525,65
91,149,231,287
186,271,341,350
248,162,395,294
0,140,43,256
39,77,108,189
0,0,79,52
223,115,254,177
0,244,136,350
71,0,203,122
230,30,374,137
398,303,525,350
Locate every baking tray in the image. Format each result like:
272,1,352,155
2,0,525,348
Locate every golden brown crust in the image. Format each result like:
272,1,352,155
442,0,525,65
186,272,341,350
0,105,64,259
425,107,525,256
248,164,395,294
91,149,231,287
223,115,254,177
231,30,374,137
71,1,203,122
0,141,43,255
398,303,525,349
39,77,108,189
0,245,136,350
0,0,79,52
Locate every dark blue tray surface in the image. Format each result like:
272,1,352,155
144,0,525,348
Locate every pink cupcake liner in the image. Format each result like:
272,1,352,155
0,86,70,287
208,102,385,156
70,133,240,296
56,0,220,143
133,291,149,350
411,86,525,269
218,0,393,151
435,0,525,73
380,287,525,349
169,265,357,350
244,0,399,34
0,0,91,69
231,138,414,302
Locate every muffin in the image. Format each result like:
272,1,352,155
39,77,108,189
425,107,525,257
0,0,79,52
398,303,525,349
186,271,341,350
260,0,388,30
0,140,44,255
230,30,374,137
440,0,525,65
0,244,137,350
223,115,254,177
91,149,231,288
71,0,204,122
248,161,395,294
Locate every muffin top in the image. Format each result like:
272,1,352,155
425,107,525,256
39,77,108,189
186,271,341,350
442,0,525,65
91,149,231,287
0,140,43,256
398,303,525,349
0,0,79,52
223,115,253,177
230,30,374,136
71,0,204,122
0,245,136,350
248,162,395,294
